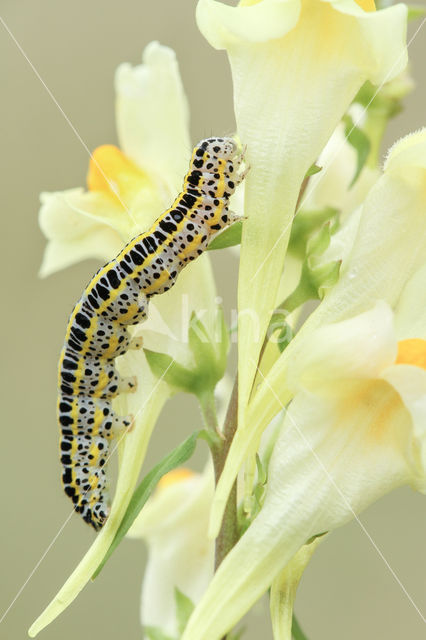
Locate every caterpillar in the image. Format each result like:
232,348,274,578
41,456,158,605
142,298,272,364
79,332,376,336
58,137,246,531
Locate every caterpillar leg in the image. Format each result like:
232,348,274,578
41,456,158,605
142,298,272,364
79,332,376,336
232,145,246,167
118,375,138,394
129,336,143,350
228,210,247,224
114,413,135,436
235,164,250,186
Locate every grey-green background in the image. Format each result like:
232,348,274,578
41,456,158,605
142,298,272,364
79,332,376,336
1,1,425,639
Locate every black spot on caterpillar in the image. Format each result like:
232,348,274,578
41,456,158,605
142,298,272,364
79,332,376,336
57,137,247,530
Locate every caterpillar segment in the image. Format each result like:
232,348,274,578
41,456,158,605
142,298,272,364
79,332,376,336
57,137,246,530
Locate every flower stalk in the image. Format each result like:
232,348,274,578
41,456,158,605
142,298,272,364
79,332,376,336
212,377,239,571
200,379,240,572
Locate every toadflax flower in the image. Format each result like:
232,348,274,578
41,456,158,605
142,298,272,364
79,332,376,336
182,297,426,640
197,0,408,422
127,466,215,639
183,127,426,638
30,41,224,637
210,127,426,536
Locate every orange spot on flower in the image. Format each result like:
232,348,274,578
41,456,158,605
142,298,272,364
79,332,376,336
354,0,375,12
240,0,375,10
335,379,408,443
87,145,147,207
157,468,197,491
396,339,426,370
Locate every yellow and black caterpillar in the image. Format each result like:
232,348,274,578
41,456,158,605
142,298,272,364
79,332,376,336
58,137,245,530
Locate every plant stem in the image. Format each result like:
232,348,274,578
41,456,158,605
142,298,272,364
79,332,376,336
197,382,239,570
213,376,239,570
199,390,219,432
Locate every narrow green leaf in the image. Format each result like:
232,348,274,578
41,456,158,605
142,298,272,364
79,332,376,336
292,614,309,640
92,431,199,579
175,588,195,635
145,626,175,640
207,221,242,250
342,114,371,187
227,627,246,640
305,531,328,545
407,4,426,20
255,453,267,486
217,306,230,370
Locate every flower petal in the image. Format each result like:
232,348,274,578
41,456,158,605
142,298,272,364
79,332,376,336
39,189,125,276
197,0,301,45
301,117,380,219
128,467,215,637
394,263,426,340
183,376,413,640
287,301,397,392
219,128,426,530
115,41,191,194
198,0,408,428
209,302,397,536
381,364,426,492
39,233,122,278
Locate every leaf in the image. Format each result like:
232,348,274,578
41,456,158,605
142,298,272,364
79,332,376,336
227,627,246,640
255,453,267,486
146,311,229,399
144,349,198,393
188,312,220,379
217,306,230,370
145,626,176,640
92,431,199,579
207,221,242,250
281,220,342,313
305,163,322,178
407,4,425,21
175,588,195,635
277,322,294,353
267,310,294,353
305,531,328,545
342,114,371,187
288,207,339,259
292,614,309,640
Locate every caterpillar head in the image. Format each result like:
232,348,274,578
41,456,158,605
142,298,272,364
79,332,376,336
196,137,237,161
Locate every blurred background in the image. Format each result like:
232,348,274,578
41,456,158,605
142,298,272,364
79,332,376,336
1,1,425,638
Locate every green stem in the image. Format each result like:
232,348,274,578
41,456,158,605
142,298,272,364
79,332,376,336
197,384,239,570
199,390,219,433
363,107,388,169
213,376,239,571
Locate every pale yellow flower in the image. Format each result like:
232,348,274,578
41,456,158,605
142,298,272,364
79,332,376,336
300,105,380,220
128,467,215,638
197,0,408,424
183,299,426,640
210,128,426,537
